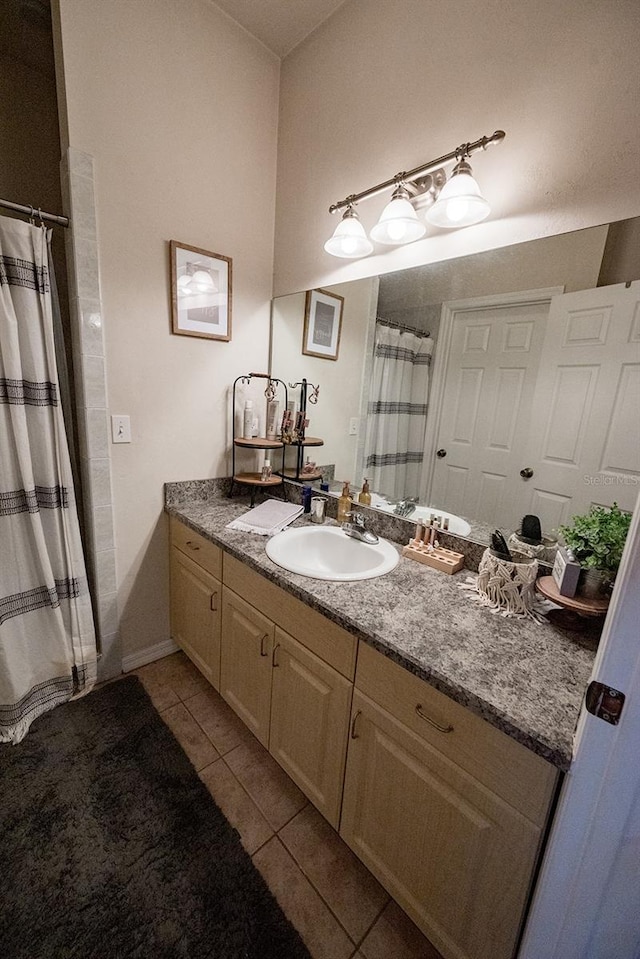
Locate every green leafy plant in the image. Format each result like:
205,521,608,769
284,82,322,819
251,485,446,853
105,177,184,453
558,503,631,580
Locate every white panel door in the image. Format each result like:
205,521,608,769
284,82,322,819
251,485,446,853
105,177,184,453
524,281,640,531
430,298,551,529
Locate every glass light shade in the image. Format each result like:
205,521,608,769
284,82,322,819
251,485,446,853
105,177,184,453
190,270,217,292
426,164,490,228
370,195,426,246
177,274,193,296
324,210,374,258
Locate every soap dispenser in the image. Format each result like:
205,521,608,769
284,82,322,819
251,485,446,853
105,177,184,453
358,478,371,506
337,482,352,524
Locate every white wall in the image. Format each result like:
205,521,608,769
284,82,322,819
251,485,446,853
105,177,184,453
274,0,640,296
56,0,280,658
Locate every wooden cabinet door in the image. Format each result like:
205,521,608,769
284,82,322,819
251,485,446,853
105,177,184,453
269,627,352,829
170,546,221,689
220,587,274,747
340,691,544,959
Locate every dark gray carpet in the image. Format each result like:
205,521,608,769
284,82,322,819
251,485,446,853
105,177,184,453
0,676,311,959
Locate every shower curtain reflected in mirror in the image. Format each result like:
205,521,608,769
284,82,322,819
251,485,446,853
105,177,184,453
363,322,433,502
0,215,97,744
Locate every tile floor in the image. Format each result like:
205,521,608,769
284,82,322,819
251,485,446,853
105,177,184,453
131,651,444,959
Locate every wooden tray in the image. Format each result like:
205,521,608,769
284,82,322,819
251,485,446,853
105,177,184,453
402,543,465,575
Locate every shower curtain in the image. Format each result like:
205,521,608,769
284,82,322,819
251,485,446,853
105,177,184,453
364,323,433,501
0,215,97,744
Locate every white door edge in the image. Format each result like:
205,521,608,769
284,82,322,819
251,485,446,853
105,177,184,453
519,488,640,959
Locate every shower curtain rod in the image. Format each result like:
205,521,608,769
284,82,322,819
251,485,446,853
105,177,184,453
0,197,69,228
376,316,431,338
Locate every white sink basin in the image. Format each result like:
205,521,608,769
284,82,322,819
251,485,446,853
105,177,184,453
370,495,471,537
265,525,399,581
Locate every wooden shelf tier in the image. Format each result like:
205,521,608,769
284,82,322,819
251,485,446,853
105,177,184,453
280,468,323,481
296,436,324,447
233,472,283,487
234,437,284,449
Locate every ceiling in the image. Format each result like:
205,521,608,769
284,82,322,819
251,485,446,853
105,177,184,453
211,0,347,58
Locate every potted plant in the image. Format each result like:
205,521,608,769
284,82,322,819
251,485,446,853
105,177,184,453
558,503,632,597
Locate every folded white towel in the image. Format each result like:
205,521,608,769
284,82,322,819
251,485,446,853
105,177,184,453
226,499,303,536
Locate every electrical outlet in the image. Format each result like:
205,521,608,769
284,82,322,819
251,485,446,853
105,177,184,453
349,417,359,436
111,414,131,444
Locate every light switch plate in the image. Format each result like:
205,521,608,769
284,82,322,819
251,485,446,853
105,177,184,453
111,414,131,443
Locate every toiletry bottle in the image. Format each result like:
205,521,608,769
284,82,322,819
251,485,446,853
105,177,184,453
266,400,279,440
243,399,253,439
302,485,312,514
337,481,352,524
261,459,272,481
358,478,371,506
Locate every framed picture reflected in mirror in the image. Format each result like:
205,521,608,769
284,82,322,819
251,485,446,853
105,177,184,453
302,288,344,360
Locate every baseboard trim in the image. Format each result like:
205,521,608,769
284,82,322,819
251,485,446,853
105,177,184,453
122,638,179,673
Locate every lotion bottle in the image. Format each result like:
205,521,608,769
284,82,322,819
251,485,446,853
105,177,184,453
358,478,371,506
242,399,253,439
337,481,352,524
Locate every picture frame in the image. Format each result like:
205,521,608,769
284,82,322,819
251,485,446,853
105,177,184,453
170,240,232,341
302,288,344,361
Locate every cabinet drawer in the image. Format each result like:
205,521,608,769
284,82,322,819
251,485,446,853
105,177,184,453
356,642,557,826
224,554,357,680
170,516,222,580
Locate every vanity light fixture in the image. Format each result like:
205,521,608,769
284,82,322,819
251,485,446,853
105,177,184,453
325,130,505,258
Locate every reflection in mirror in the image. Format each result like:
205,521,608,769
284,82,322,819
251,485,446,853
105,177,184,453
270,218,640,547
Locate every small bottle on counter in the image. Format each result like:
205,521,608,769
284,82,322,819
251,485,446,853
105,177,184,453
358,478,371,506
302,485,313,513
337,481,352,524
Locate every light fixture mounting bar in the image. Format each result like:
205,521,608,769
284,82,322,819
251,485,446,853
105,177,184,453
328,130,505,214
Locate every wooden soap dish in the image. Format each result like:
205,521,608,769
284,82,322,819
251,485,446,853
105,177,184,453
402,542,465,575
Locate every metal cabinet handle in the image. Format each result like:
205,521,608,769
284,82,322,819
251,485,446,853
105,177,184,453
520,467,534,479
436,448,447,458
272,642,280,667
351,709,362,739
415,703,454,734
210,591,218,612
185,540,200,550
260,633,269,657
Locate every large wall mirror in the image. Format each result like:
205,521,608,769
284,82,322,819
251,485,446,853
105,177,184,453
270,217,640,547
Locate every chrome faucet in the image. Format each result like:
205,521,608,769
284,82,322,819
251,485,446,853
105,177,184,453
342,511,379,545
393,498,418,517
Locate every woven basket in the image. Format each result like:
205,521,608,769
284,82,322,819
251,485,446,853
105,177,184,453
476,549,538,616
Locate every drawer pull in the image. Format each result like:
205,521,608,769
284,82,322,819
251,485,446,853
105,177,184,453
272,642,280,667
210,591,218,612
415,703,454,734
260,633,269,657
351,709,362,739
185,540,200,551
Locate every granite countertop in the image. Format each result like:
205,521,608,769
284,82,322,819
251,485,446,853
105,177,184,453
166,492,598,770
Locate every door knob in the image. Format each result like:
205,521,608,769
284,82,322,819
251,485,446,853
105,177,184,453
436,449,447,458
520,467,534,479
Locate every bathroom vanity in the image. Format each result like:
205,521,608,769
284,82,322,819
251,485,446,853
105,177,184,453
166,491,596,959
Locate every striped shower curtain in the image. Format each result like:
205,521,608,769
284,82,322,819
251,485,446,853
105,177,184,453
0,215,97,744
364,323,433,500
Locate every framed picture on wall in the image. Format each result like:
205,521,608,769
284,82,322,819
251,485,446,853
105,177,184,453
170,240,232,341
302,288,344,360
